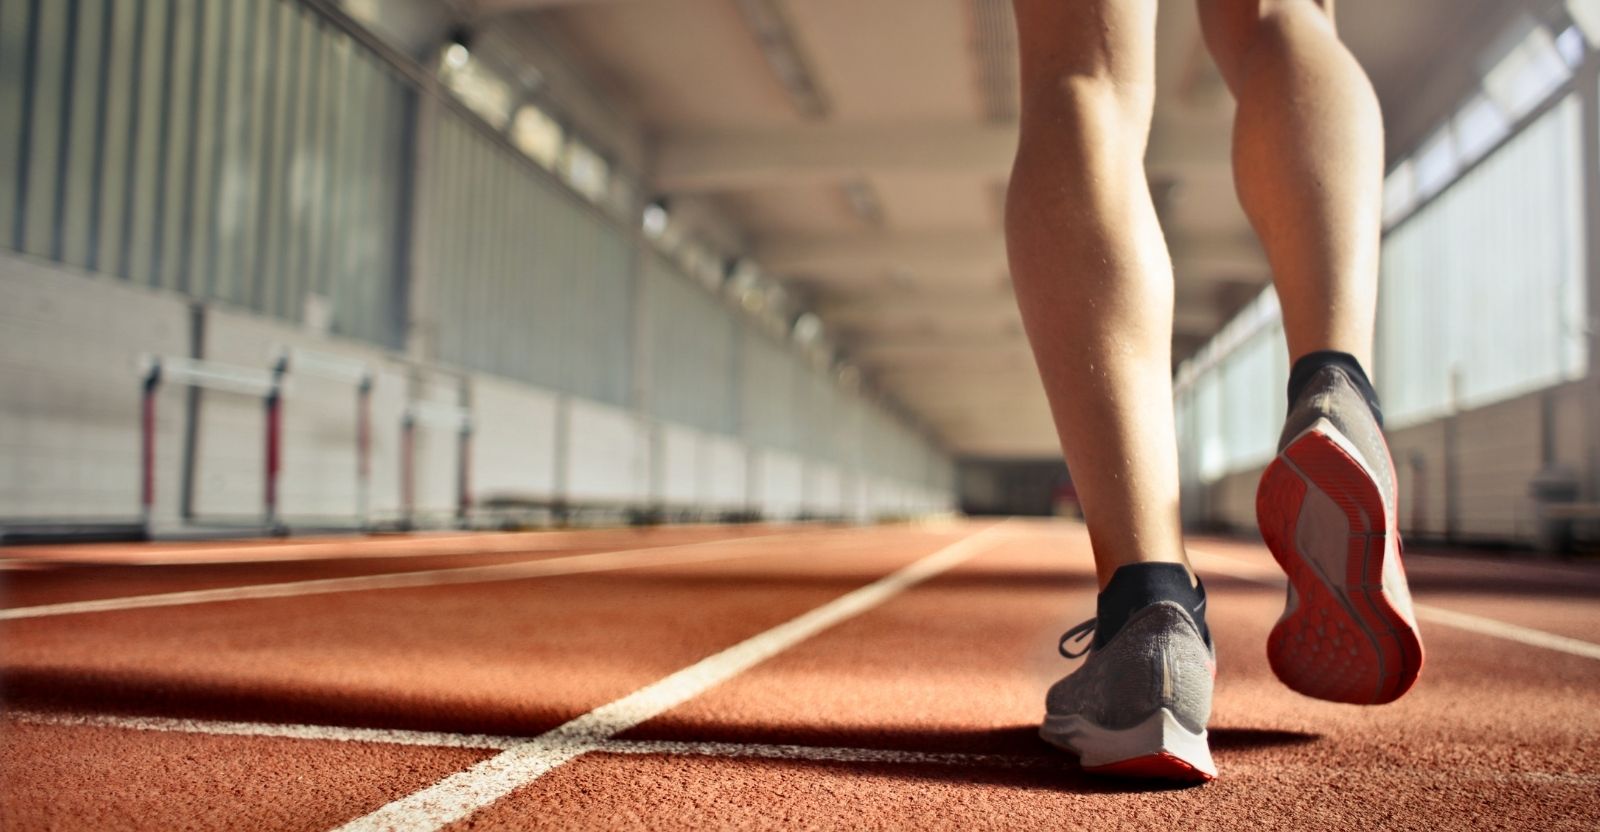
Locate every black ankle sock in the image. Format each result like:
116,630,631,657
1287,350,1383,428
1093,563,1210,650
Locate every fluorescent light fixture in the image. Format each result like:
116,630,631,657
792,313,823,344
642,200,670,237
1556,25,1587,67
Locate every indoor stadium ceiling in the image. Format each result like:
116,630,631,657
464,0,1517,459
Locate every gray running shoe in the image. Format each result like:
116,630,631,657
1257,364,1424,705
1040,601,1217,782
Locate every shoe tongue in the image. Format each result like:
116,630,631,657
1093,563,1209,650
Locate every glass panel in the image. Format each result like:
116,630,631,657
153,0,198,291
123,0,170,286
59,0,107,268
0,0,31,248
20,0,68,258
1377,95,1585,425
1482,24,1570,121
1411,127,1458,200
1451,93,1510,167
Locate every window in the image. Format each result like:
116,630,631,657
1567,0,1600,45
558,139,608,202
1412,128,1459,200
1482,24,1570,121
1451,94,1510,166
1382,160,1416,228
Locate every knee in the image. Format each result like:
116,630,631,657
1199,0,1334,88
1019,71,1154,145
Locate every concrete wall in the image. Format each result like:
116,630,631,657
1195,379,1595,546
0,256,188,525
0,254,954,531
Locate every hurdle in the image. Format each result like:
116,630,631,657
140,355,280,532
400,399,473,529
273,347,375,529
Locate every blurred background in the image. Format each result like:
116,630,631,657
0,0,1595,552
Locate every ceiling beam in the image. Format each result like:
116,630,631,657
471,0,659,16
816,295,1018,326
759,228,1262,280
653,120,1231,193
761,230,1006,275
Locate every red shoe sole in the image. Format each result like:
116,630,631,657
1256,427,1424,705
1084,751,1215,783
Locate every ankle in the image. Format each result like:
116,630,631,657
1287,350,1383,427
1093,563,1210,650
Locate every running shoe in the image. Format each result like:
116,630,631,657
1040,600,1217,782
1256,363,1424,705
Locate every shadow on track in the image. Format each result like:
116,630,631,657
2,665,1321,794
607,724,1321,794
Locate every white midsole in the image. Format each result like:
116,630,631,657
1039,707,1216,777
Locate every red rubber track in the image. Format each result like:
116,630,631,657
3,520,1599,831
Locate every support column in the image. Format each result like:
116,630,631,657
403,79,441,365
1578,53,1600,503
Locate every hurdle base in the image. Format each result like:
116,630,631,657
0,520,151,545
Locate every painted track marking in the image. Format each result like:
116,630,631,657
8,710,519,751
5,710,1053,769
0,526,789,567
0,530,829,621
13,708,1597,788
1189,548,1600,661
332,521,1014,832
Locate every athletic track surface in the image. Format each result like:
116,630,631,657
2,519,1597,830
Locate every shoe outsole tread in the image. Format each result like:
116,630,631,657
1082,751,1216,783
1257,427,1424,705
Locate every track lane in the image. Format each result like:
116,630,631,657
0,718,497,832
1,525,1000,832
0,526,794,608
3,521,1597,831
0,527,965,734
454,521,1600,830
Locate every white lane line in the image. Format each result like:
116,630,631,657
1188,548,1600,661
333,521,1014,832
7,710,520,750
1408,606,1600,661
4,710,1053,770
2,526,785,567
598,739,1053,769
17,709,1600,790
0,530,829,621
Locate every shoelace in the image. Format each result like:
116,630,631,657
1058,618,1096,659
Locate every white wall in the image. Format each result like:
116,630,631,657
658,423,701,508
758,449,805,520
803,462,844,517
471,374,560,504
565,398,648,503
0,254,956,531
0,254,188,525
703,435,748,510
196,308,410,526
